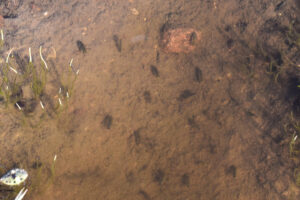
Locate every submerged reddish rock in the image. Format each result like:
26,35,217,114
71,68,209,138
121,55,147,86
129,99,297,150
160,28,200,53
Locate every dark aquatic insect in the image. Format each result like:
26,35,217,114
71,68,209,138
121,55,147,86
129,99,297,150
113,35,122,52
76,40,86,53
102,114,113,129
150,65,159,77
194,67,202,82
178,90,195,101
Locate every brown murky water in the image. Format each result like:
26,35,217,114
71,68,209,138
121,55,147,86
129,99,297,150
0,0,300,199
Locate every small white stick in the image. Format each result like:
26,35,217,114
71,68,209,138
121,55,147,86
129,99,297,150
76,69,80,75
15,102,22,110
39,46,48,69
58,98,62,106
294,135,298,142
6,48,13,63
66,92,69,98
69,58,73,67
40,101,44,109
29,47,32,63
53,154,57,162
1,29,4,41
9,67,18,74
59,87,62,94
14,187,28,200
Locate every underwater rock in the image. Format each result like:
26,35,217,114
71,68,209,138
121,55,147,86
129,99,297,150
0,168,28,186
160,28,200,53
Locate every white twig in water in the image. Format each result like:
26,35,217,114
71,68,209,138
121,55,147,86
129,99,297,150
40,101,44,109
54,154,57,162
40,46,48,69
69,58,73,67
6,48,13,63
76,69,79,75
9,67,18,74
29,47,32,63
58,98,62,106
1,29,4,41
294,135,298,142
15,102,22,110
66,92,69,98
14,187,28,200
59,87,62,94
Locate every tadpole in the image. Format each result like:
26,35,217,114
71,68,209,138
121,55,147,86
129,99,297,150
76,40,86,53
150,65,159,77
113,35,122,52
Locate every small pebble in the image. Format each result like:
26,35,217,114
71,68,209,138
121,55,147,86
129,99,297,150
131,8,139,15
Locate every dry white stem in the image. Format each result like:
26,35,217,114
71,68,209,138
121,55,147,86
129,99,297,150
76,69,79,75
58,98,62,106
9,67,18,74
294,135,298,142
1,29,4,41
40,101,44,109
6,48,13,63
54,154,57,162
14,187,28,200
40,46,48,69
15,102,22,110
29,47,32,63
69,58,73,67
66,92,69,98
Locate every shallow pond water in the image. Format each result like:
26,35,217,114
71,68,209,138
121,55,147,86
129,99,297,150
0,0,300,200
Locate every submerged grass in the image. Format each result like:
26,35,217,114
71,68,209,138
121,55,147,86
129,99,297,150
0,32,79,128
288,112,300,186
0,31,78,198
29,155,58,196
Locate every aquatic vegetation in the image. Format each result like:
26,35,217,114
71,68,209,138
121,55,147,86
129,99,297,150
29,155,58,196
50,155,57,183
289,133,299,157
295,168,300,187
0,31,79,127
287,113,300,187
287,22,300,49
